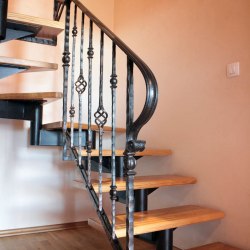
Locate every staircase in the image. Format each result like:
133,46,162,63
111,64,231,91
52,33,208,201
0,1,237,250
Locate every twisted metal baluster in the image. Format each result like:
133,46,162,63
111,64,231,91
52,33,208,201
62,0,71,159
110,41,118,239
75,12,87,165
94,30,108,212
125,58,135,250
69,4,78,147
87,20,94,186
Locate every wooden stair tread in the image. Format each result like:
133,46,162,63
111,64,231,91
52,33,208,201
188,242,241,250
42,121,126,132
7,12,64,39
89,175,197,192
0,92,62,104
115,205,224,238
80,148,172,157
0,56,58,73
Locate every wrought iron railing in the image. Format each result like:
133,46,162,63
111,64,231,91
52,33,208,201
56,0,158,249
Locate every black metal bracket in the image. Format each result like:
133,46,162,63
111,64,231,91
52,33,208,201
1,21,40,44
54,0,65,21
18,36,57,46
0,100,43,145
90,156,124,176
1,20,57,46
0,100,97,147
38,129,95,146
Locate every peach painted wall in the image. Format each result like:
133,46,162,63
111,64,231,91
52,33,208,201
0,0,115,230
113,0,250,249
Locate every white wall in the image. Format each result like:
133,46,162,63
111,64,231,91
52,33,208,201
113,0,250,249
0,0,115,230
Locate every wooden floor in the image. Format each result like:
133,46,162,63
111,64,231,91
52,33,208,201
0,225,156,250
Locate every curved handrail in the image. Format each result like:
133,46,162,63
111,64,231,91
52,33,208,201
71,0,158,142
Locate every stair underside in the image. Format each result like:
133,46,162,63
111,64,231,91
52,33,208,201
188,242,241,250
0,56,58,75
115,205,224,238
80,148,172,157
89,175,197,192
43,121,126,132
7,12,64,40
0,92,62,104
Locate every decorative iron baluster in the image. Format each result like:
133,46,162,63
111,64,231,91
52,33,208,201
125,58,135,250
110,41,118,239
62,0,71,159
87,20,94,186
69,4,78,147
75,12,87,165
94,30,108,212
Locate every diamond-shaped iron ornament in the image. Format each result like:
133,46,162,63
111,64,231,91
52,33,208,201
75,74,87,94
94,106,108,128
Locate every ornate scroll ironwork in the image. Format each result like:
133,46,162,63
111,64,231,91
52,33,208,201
94,31,108,212
75,12,87,165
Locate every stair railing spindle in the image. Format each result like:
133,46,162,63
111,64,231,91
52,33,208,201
87,19,94,186
69,4,78,147
75,12,87,165
124,57,135,250
110,41,118,240
62,0,71,159
94,30,108,212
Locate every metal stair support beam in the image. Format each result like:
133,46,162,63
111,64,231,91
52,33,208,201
30,104,43,145
156,229,174,250
0,0,8,40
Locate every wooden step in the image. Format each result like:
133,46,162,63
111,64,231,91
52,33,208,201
0,56,58,74
7,12,64,40
80,148,172,157
115,205,224,238
0,92,62,104
90,175,197,192
88,218,180,250
188,242,241,250
43,121,126,132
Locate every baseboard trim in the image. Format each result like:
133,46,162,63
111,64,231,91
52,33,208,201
88,218,105,234
0,221,88,238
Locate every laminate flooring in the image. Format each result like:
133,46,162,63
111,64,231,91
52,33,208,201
0,225,156,250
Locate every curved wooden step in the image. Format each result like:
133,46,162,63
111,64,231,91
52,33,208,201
43,121,126,133
89,175,197,193
0,92,62,104
7,12,64,40
115,205,224,238
80,148,172,157
188,242,241,250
